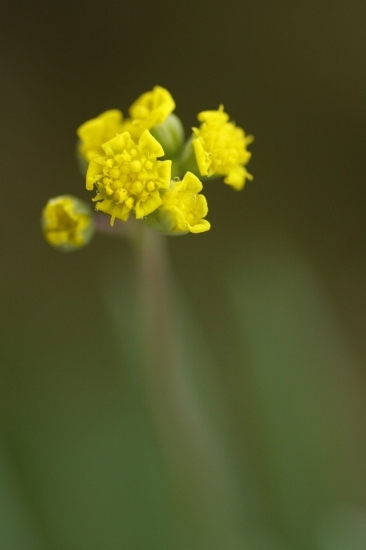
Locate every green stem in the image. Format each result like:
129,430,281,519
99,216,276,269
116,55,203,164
132,224,245,549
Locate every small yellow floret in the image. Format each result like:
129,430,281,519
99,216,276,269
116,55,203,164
192,106,253,190
149,172,210,235
123,86,175,140
86,130,171,225
42,196,94,250
77,110,124,161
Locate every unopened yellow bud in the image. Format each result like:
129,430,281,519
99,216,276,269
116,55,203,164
42,196,95,251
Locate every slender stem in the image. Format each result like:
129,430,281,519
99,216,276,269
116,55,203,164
133,224,244,549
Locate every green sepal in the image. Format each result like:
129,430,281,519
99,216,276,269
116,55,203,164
150,114,185,160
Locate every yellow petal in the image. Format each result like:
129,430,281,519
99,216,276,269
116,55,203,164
182,171,203,193
195,194,209,218
188,219,211,234
138,129,165,157
86,160,103,190
224,166,253,190
192,139,210,176
77,110,122,140
102,132,132,156
135,190,162,219
157,160,172,189
197,106,228,124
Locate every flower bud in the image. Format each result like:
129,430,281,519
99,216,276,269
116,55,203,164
42,195,95,251
150,113,185,159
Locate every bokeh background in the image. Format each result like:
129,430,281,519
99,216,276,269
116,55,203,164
1,1,366,549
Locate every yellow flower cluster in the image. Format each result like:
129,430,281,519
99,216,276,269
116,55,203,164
42,86,253,248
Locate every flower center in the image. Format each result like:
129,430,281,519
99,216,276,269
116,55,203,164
97,147,159,211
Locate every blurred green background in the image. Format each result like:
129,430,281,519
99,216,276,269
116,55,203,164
1,1,366,549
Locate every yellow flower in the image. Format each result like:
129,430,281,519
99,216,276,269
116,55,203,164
77,110,124,161
192,106,253,190
145,172,210,235
123,86,175,140
42,196,95,251
86,130,171,225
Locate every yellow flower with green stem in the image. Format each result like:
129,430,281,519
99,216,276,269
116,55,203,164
192,105,253,190
86,130,172,225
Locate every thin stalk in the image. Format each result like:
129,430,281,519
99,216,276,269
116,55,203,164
132,224,245,549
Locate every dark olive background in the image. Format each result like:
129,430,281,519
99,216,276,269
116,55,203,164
0,1,366,549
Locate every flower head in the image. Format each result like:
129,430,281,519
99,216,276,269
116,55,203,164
145,172,210,235
86,130,171,225
123,86,175,140
42,196,95,251
192,106,253,190
77,110,124,161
